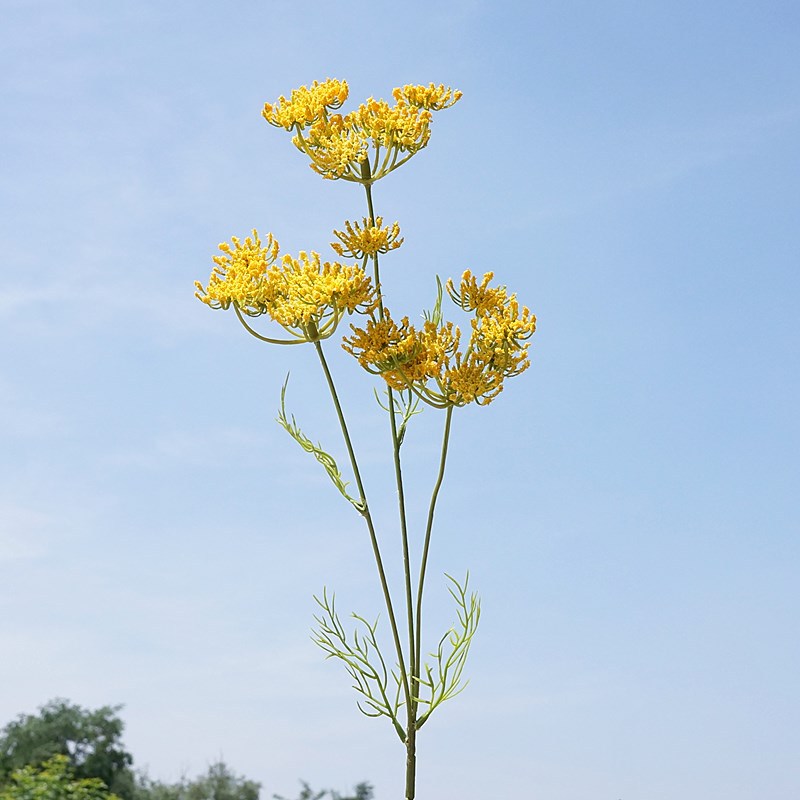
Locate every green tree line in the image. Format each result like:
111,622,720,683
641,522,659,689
0,700,372,800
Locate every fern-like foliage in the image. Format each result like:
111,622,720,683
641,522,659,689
373,387,421,448
414,572,481,729
276,376,366,513
312,589,406,742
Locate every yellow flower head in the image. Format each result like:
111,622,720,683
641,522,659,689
342,313,419,389
341,270,536,408
442,280,537,405
350,99,433,154
331,217,404,259
194,229,279,315
264,251,377,340
392,83,462,111
262,78,349,130
418,319,460,382
297,114,369,180
343,311,459,396
467,298,535,378
196,232,376,342
444,354,505,406
264,79,461,183
446,270,509,316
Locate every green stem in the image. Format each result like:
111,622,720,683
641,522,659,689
390,387,416,685
363,168,418,800
405,724,417,800
363,178,383,306
233,303,305,345
312,339,412,718
415,405,454,678
363,172,416,685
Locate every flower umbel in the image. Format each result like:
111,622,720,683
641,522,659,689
264,80,461,183
265,251,377,340
262,78,349,130
297,114,369,180
343,271,536,407
343,311,459,395
446,270,509,316
351,98,433,155
444,272,536,405
196,232,377,341
392,83,463,110
194,229,279,315
332,217,404,260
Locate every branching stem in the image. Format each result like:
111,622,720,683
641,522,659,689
312,339,412,715
233,303,304,345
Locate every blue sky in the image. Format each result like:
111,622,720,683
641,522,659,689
1,1,798,798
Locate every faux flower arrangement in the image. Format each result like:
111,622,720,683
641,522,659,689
196,79,536,800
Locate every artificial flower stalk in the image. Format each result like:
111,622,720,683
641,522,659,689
195,79,536,800
360,158,419,792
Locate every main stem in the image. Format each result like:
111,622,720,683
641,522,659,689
363,170,418,800
312,339,412,715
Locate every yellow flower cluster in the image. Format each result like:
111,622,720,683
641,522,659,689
194,230,279,314
446,270,509,316
442,357,504,406
331,217,403,260
195,230,376,342
263,78,461,183
350,99,432,153
266,251,376,338
297,114,369,180
343,271,536,407
393,83,463,110
343,312,459,393
262,79,349,130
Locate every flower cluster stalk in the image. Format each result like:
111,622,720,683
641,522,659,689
363,167,419,798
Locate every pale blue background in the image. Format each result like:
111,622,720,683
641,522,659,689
1,1,798,798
